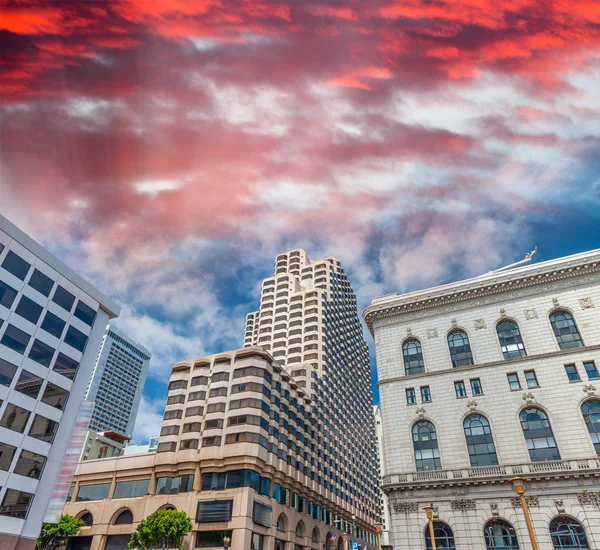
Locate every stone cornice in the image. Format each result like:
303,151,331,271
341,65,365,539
363,251,600,334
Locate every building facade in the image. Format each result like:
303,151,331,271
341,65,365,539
0,215,120,550
85,326,150,438
364,249,600,550
79,431,129,462
122,436,158,456
374,406,392,547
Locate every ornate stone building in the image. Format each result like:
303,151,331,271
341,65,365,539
364,249,600,550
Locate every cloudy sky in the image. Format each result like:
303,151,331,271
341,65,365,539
1,0,599,443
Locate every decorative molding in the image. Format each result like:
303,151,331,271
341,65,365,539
511,496,539,507
474,319,486,330
554,500,565,514
584,383,596,396
393,502,419,513
415,406,426,418
578,492,600,506
432,506,439,519
451,318,458,328
524,308,538,320
451,499,475,511
490,503,499,517
552,297,560,307
500,308,506,317
407,326,413,336
467,399,478,410
522,391,536,404
580,297,594,310
427,328,438,339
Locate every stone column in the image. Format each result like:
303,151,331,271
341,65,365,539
148,469,157,495
193,464,201,491
108,472,117,498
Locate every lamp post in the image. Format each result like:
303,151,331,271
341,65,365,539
423,505,436,550
342,531,348,550
223,535,230,550
374,522,383,550
508,477,539,550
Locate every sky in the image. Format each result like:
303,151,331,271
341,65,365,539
1,0,599,444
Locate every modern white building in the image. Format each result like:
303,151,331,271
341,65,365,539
0,215,119,550
122,436,158,456
364,249,600,550
374,406,392,546
85,325,150,438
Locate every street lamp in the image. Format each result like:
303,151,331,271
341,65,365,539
374,522,383,550
423,504,436,550
508,477,539,550
223,535,230,550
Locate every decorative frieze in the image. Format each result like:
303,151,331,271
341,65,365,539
524,308,538,319
554,500,565,513
522,391,536,404
578,491,600,506
393,502,419,513
490,503,499,517
427,328,438,339
451,499,475,511
474,319,486,330
511,496,539,507
451,318,458,328
580,297,594,309
416,407,426,418
583,384,596,396
467,399,478,410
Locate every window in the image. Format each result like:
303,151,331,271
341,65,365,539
448,330,473,367
79,512,93,526
1,403,31,433
74,301,96,326
204,419,223,430
76,483,111,501
0,358,18,387
2,251,31,280
0,488,34,519
412,421,441,471
179,439,199,450
295,522,304,537
524,370,539,388
191,376,208,386
28,269,53,296
202,436,221,447
14,450,46,479
113,479,150,499
550,310,583,350
406,388,416,404
464,414,498,467
484,519,519,549
0,280,18,309
64,326,88,352
565,365,580,382
28,414,59,443
0,442,17,471
425,522,455,550
584,361,599,379
156,475,194,494
251,533,264,550
277,514,286,531
549,517,589,549
497,321,526,359
52,286,75,312
581,400,600,455
160,425,179,436
454,381,467,398
507,373,521,390
195,531,232,548
253,501,272,527
41,383,69,410
41,311,66,339
15,296,43,324
163,409,182,420
53,352,79,380
196,500,233,523
156,442,176,453
28,339,56,367
420,386,431,403
166,394,185,405
403,339,425,375
15,369,43,399
188,391,206,401
520,407,560,462
1,324,31,354
114,510,133,525
470,378,483,395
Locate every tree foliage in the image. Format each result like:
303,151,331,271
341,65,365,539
128,509,192,550
36,515,84,550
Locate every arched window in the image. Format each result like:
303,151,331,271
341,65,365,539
550,311,583,350
403,339,425,375
296,521,304,538
448,330,473,367
425,522,455,550
79,512,93,527
114,510,133,525
497,321,526,359
549,517,589,549
312,527,320,543
412,421,441,471
581,401,600,455
484,519,519,549
277,514,286,532
520,407,560,462
464,415,498,467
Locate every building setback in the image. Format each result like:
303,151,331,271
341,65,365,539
364,249,600,550
0,215,119,550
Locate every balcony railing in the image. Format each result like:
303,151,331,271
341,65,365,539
382,457,600,487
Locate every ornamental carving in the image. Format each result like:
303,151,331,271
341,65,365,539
490,503,499,517
583,384,596,396
393,502,419,513
474,319,486,330
451,318,458,328
467,399,478,410
578,491,600,506
511,496,539,507
451,499,475,511
580,297,595,309
416,406,426,418
407,327,413,336
500,308,506,317
524,308,538,320
552,297,560,306
555,500,565,513
427,328,438,339
522,391,536,404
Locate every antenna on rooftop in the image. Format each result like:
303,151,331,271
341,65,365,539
484,246,538,276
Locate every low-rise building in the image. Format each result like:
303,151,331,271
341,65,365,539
79,431,129,462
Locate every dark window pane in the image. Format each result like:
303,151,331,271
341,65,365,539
64,326,88,352
519,407,561,462
463,414,498,467
549,517,589,549
403,339,425,375
53,352,79,380
28,269,53,296
550,310,584,350
0,403,31,433
14,450,46,479
15,369,43,399
74,301,96,327
582,400,600,456
105,535,130,550
76,483,111,502
448,330,473,367
412,421,441,471
0,357,18,387
0,280,18,309
497,321,526,359
1,324,31,354
113,479,149,499
15,296,43,324
28,414,59,443
41,383,69,410
585,362,599,380
114,510,133,525
196,500,233,523
425,522,455,550
28,339,56,367
195,531,232,548
1,251,31,281
52,286,75,312
0,442,17,471
0,489,34,519
41,311,66,339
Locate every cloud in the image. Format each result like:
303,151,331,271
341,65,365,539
131,397,165,444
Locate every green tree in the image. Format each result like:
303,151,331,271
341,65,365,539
128,509,192,550
36,515,84,550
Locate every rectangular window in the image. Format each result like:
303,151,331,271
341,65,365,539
1,324,31,354
41,311,66,339
28,339,56,367
52,352,79,380
204,419,223,430
405,388,416,404
73,301,96,326
28,269,53,296
0,357,18,387
163,409,182,420
196,500,233,523
209,387,228,397
182,423,202,433
179,439,199,450
76,483,111,501
565,364,580,382
15,370,43,399
15,296,43,324
251,533,265,550
0,488,34,519
584,361,599,380
454,381,467,398
507,373,521,390
0,280,18,309
41,383,69,410
202,436,221,447
113,479,150,499
1,403,31,433
188,391,206,401
156,475,194,495
195,531,232,548
420,386,431,402
168,380,187,391
64,326,88,352
2,251,31,280
253,502,272,528
185,406,203,417
166,395,185,405
191,376,208,386
0,442,17,471
470,378,483,396
52,286,75,312
28,414,59,443
524,370,539,388
156,442,176,453
206,402,225,413
14,450,46,479
160,425,180,436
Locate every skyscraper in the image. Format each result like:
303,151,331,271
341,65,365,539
84,325,150,438
0,215,119,550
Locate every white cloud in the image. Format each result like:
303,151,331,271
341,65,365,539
131,397,164,444
134,179,183,196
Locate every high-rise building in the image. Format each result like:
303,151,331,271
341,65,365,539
61,249,380,550
0,215,119,550
84,325,150,438
373,406,391,547
364,249,600,550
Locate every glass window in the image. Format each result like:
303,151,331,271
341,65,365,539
0,280,18,308
28,414,59,443
114,510,133,525
549,517,589,549
524,370,539,388
0,442,17,471
15,296,43,324
52,286,75,312
28,269,54,296
420,386,431,403
1,403,31,433
64,326,88,352
76,483,111,501
41,383,69,410
448,330,473,367
520,407,560,462
470,378,483,395
74,301,96,326
406,388,416,404
497,321,526,359
156,475,194,495
276,513,285,531
14,450,46,479
412,421,441,471
251,533,264,550
425,522,455,550
28,339,56,367
403,339,425,375
179,439,199,450
584,361,599,379
196,500,233,523
195,531,232,548
15,369,43,399
79,512,93,526
2,251,31,280
550,310,583,350
464,414,498,467
581,400,600,455
1,324,31,354
0,357,18,387
53,352,79,379
41,311,66,339
484,519,519,549
507,373,521,390
113,479,150,499
0,488,34,519
454,381,467,398
565,365,580,382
